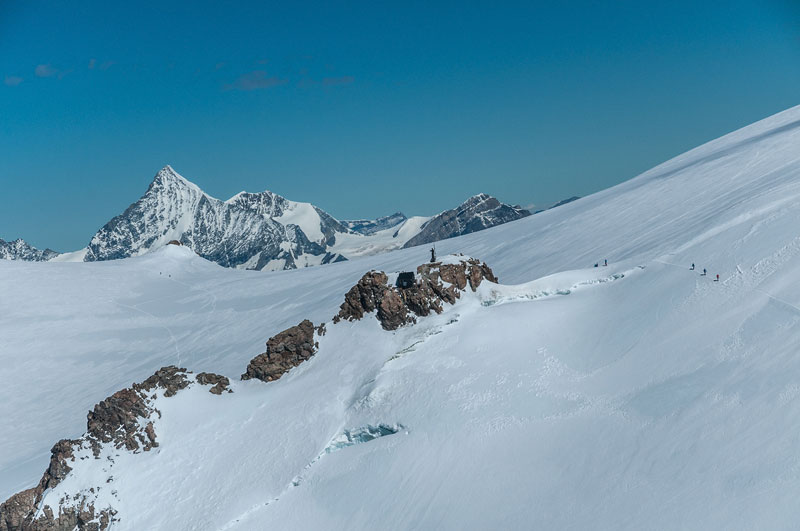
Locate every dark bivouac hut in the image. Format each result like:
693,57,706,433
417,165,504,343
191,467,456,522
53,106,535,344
396,272,416,289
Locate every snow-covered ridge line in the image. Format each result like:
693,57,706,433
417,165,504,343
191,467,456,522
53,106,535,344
0,238,59,262
72,165,532,271
7,165,533,270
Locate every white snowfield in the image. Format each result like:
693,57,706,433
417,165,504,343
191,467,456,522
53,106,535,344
2,105,800,529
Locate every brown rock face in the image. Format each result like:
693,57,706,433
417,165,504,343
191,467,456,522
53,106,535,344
85,366,189,454
334,271,388,321
136,365,190,397
333,257,497,331
36,439,78,494
196,372,232,395
241,320,319,382
0,489,36,531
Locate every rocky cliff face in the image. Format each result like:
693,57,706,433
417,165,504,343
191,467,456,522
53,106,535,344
403,193,530,249
0,239,59,262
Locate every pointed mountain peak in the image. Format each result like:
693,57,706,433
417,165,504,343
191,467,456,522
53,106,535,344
148,165,203,194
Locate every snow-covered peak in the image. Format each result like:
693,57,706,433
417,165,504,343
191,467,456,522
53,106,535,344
148,165,203,194
226,189,288,218
0,238,59,261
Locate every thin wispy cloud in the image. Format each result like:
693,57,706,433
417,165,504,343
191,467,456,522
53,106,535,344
35,64,58,77
88,58,96,69
322,75,354,86
224,70,288,91
34,64,71,79
4,76,23,86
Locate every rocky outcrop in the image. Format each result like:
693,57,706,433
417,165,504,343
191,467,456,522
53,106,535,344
0,490,36,531
196,372,232,395
241,320,319,382
85,366,189,455
334,257,498,330
0,366,221,530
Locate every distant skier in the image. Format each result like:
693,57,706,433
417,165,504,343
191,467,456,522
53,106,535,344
430,246,436,263
604,259,608,267
690,263,695,271
702,268,707,276
716,274,719,282
594,263,598,268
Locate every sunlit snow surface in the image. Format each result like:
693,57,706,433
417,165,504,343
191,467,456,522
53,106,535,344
3,106,800,529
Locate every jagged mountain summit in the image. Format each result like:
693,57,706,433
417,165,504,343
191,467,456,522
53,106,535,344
84,166,348,270
402,193,531,248
81,166,529,270
0,238,59,262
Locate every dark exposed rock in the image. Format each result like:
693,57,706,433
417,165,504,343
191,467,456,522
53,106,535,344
196,372,232,395
86,387,155,453
136,365,190,397
334,257,498,330
241,320,319,382
0,489,36,531
377,289,409,330
166,239,182,246
36,440,78,494
334,271,388,322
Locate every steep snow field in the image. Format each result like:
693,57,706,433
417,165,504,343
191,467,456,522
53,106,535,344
3,105,800,529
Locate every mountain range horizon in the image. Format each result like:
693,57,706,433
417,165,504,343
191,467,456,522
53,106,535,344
2,165,572,271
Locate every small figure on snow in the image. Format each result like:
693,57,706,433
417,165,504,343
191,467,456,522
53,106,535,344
604,259,608,266
594,263,599,268
702,268,707,276
715,274,720,282
430,246,436,263
690,263,695,270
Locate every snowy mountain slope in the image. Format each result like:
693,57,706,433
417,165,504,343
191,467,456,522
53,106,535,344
0,238,58,261
3,105,800,529
341,212,407,235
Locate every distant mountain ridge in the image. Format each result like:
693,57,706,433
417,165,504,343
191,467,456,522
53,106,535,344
403,193,531,248
0,238,59,262
8,165,536,270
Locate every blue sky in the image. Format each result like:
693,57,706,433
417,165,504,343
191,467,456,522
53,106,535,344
1,1,799,251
